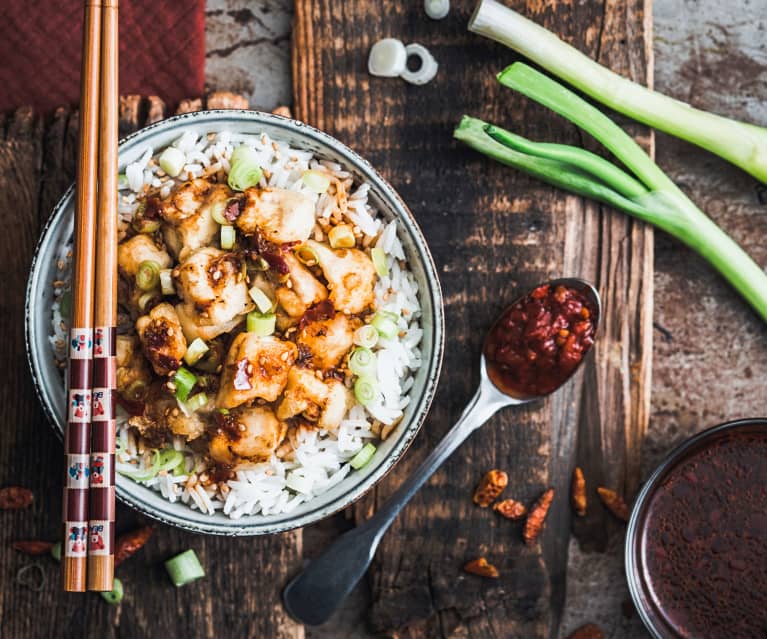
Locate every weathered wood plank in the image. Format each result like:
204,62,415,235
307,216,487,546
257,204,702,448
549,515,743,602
292,1,653,636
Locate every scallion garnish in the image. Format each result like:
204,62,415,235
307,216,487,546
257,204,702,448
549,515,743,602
165,549,205,587
349,347,377,378
353,377,379,407
248,286,274,313
136,260,161,291
50,541,62,562
371,311,398,339
246,311,276,336
220,224,236,250
100,577,124,604
350,443,377,470
158,146,186,178
183,392,208,414
228,146,263,191
117,449,162,481
159,269,175,296
210,200,228,225
173,367,197,402
328,224,356,249
371,247,388,277
353,324,379,349
58,290,72,319
183,338,209,366
301,169,331,194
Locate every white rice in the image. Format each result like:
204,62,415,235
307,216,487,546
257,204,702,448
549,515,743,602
52,130,423,519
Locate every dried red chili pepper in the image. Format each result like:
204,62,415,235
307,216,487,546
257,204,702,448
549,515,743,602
114,526,154,566
0,487,33,509
473,469,508,507
571,467,587,517
463,557,499,578
566,623,604,639
12,541,54,555
597,486,630,522
493,498,527,520
523,488,555,545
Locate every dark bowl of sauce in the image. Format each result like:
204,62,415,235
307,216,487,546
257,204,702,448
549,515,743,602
626,418,767,638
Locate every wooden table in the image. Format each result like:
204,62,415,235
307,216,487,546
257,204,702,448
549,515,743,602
1,1,766,638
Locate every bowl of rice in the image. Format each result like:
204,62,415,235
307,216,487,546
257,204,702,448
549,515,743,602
26,110,444,535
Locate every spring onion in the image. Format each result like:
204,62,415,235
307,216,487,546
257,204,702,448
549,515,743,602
248,286,274,313
118,449,162,481
468,0,767,183
165,549,205,587
100,578,124,605
158,449,185,473
353,324,379,349
350,443,377,470
354,377,379,407
247,311,276,336
173,366,197,402
400,43,439,86
371,247,388,277
302,169,332,194
454,63,767,323
328,224,356,249
371,311,398,339
368,38,408,77
132,206,161,234
182,392,208,414
58,290,72,319
349,347,377,378
183,338,209,366
210,199,228,225
159,146,186,178
228,146,263,191
295,245,319,265
424,0,449,19
136,260,161,291
159,269,175,295
50,541,62,562
220,224,236,250
137,291,160,313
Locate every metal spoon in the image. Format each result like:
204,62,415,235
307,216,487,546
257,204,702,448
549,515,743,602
283,278,601,626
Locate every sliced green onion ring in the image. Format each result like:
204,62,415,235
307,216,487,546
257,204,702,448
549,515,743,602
159,146,186,178
183,392,208,414
371,247,388,277
354,377,379,407
302,169,332,194
350,443,377,470
184,338,209,366
50,541,62,562
173,367,197,402
228,146,263,191
349,347,377,378
165,549,205,587
295,245,319,265
248,286,274,313
210,199,228,225
247,311,276,336
136,260,161,291
159,269,175,296
328,224,356,249
118,449,161,481
371,311,398,339
137,291,160,313
220,225,236,250
101,577,124,604
58,290,72,319
353,324,379,349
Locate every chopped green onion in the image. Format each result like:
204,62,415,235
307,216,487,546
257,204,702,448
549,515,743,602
117,174,129,190
118,449,161,481
228,146,263,191
165,549,205,587
353,324,379,349
210,200,228,225
328,224,356,249
302,169,332,193
183,392,208,414
247,311,276,336
371,247,388,277
159,147,186,178
183,338,209,366
158,449,185,473
159,269,175,296
136,260,161,291
353,377,379,407
50,542,62,562
137,291,160,313
371,311,398,339
248,286,274,313
295,245,318,265
220,225,236,250
349,347,377,378
58,290,72,319
100,578,124,604
350,443,377,470
173,367,197,402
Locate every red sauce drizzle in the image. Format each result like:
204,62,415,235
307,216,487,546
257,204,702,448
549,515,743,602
484,284,596,397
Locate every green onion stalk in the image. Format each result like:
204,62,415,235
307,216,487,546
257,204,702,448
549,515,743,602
469,0,767,183
454,63,767,322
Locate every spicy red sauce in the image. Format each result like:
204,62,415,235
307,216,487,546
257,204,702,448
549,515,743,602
484,284,597,398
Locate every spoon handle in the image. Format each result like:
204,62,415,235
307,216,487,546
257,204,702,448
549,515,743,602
282,377,509,626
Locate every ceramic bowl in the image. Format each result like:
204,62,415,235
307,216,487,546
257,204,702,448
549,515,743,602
26,110,444,535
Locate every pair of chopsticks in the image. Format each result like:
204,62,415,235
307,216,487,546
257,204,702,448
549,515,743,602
63,0,119,593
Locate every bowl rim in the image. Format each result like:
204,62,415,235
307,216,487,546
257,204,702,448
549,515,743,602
25,109,445,535
625,417,767,638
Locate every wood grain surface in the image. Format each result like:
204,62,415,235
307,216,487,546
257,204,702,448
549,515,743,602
0,97,303,639
292,1,653,637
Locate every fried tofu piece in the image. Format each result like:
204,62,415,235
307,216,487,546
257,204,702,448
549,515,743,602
208,407,287,464
274,252,328,324
135,303,188,376
117,234,172,277
217,333,297,408
276,367,351,431
305,240,376,315
237,187,315,244
115,335,152,399
128,382,207,441
296,313,357,370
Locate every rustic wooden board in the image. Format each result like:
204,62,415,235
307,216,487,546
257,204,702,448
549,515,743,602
0,97,302,639
292,1,653,636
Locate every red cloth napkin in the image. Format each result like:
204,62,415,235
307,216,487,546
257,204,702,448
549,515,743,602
0,0,205,113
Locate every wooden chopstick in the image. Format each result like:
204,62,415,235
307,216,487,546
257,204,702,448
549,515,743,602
87,0,119,592
63,0,102,593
